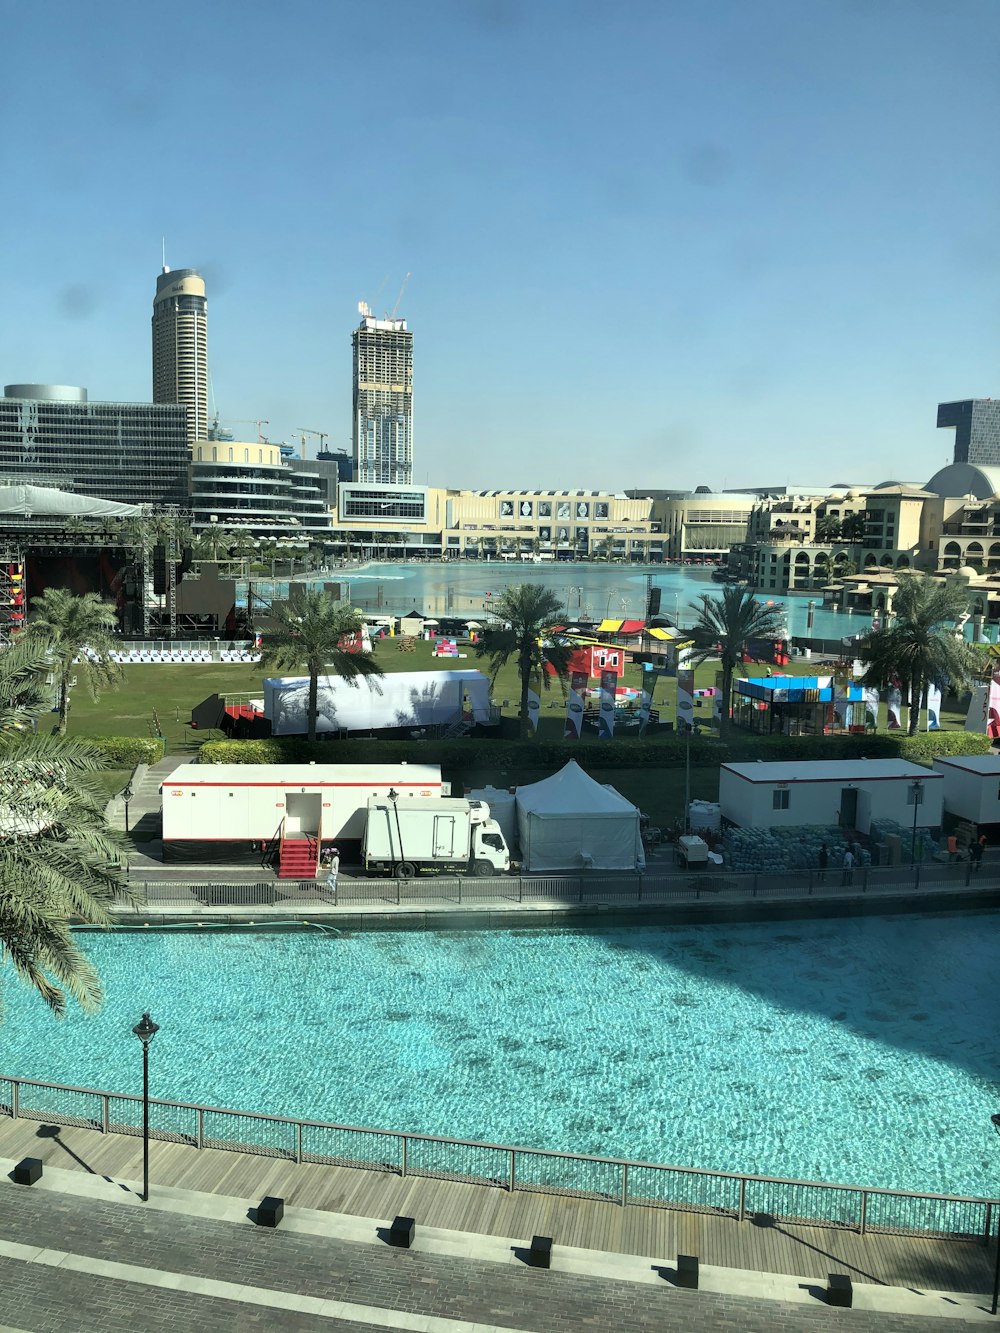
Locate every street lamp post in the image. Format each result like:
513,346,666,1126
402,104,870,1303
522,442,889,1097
132,1012,159,1202
910,778,923,865
121,784,134,834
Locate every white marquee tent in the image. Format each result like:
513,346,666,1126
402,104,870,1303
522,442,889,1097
515,760,645,872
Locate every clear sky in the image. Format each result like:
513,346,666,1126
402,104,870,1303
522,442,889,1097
2,0,998,493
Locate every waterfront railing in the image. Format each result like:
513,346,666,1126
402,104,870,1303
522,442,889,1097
123,861,1000,909
0,1073,992,1242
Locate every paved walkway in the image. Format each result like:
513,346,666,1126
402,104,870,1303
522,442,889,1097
0,1157,995,1331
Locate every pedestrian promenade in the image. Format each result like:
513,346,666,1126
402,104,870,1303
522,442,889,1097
0,1117,995,1328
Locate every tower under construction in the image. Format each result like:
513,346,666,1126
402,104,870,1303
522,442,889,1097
352,304,413,485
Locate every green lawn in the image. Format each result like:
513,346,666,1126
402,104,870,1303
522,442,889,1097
60,644,970,754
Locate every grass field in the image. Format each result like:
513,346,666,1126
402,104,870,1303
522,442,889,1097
60,642,976,834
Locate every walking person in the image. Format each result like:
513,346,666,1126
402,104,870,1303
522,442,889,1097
326,847,340,895
818,843,828,883
842,846,855,886
972,834,986,874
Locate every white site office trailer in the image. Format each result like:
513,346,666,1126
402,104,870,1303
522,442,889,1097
719,759,943,835
161,763,443,848
933,754,1000,826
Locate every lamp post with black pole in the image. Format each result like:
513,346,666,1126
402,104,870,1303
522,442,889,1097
121,784,134,834
132,1012,159,1202
910,778,923,868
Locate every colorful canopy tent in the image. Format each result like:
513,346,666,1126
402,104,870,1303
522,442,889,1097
514,760,645,872
264,669,491,736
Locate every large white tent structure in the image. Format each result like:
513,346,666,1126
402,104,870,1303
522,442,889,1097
515,760,645,872
264,669,491,736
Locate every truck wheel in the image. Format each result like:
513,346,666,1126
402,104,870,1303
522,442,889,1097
395,861,416,880
474,860,493,877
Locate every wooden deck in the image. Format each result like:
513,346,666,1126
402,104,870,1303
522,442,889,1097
0,1115,993,1296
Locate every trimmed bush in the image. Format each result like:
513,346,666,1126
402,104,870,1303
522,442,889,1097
84,736,166,765
198,729,991,778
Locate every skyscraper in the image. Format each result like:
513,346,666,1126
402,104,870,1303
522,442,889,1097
938,399,1000,467
352,306,413,485
152,266,208,444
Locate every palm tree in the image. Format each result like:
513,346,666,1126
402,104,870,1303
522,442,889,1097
474,585,574,739
687,586,788,735
24,589,123,735
0,638,132,1015
858,572,979,735
841,512,867,542
258,589,384,742
815,514,842,542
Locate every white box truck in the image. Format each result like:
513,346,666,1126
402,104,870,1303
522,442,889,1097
363,797,510,878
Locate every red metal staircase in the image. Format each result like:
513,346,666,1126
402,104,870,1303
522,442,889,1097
278,836,318,880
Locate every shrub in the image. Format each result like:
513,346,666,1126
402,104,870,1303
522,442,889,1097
198,729,993,778
84,736,166,765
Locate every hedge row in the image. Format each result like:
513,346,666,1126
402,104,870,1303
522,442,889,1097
197,729,991,775
84,736,166,766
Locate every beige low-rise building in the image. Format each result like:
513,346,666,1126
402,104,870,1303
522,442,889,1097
326,484,662,561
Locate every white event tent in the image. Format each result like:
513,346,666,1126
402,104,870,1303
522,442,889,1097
515,760,645,872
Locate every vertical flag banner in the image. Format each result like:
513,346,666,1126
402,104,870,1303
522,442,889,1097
925,682,942,731
526,688,541,736
887,684,902,730
598,668,617,738
563,670,588,740
864,686,879,730
636,668,659,736
832,677,850,729
677,667,695,732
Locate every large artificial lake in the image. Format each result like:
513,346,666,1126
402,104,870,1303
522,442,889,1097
267,562,870,642
4,911,999,1197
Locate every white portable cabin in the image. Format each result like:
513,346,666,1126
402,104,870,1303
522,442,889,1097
932,754,1000,826
263,669,491,736
719,759,943,835
161,763,443,847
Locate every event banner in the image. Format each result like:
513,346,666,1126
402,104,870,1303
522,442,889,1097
598,668,617,738
887,684,902,730
676,667,695,732
563,670,589,740
925,682,942,731
636,667,659,736
864,686,879,730
526,688,541,736
832,677,850,729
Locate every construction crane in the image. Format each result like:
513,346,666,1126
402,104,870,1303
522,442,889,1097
218,418,270,444
390,272,411,320
296,427,329,454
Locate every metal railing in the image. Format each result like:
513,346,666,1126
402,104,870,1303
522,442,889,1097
122,861,1000,910
0,1073,991,1241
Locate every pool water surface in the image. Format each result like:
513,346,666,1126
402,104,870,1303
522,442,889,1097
3,912,999,1196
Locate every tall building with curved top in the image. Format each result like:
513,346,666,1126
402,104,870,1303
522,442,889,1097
352,310,413,485
152,266,208,444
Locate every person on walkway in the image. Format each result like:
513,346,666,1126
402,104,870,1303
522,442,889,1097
818,843,828,882
972,836,986,874
326,848,340,893
947,834,958,863
842,846,855,886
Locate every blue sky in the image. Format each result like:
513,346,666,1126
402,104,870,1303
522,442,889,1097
2,0,998,492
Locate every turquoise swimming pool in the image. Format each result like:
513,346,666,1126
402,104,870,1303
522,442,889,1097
3,912,999,1196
